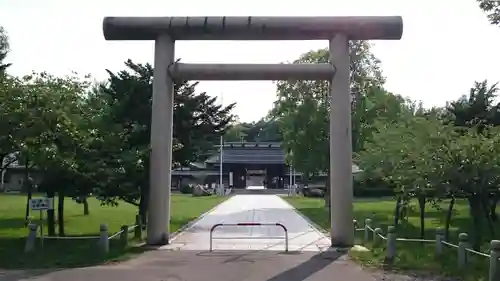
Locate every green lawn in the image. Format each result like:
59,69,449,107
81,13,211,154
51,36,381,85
286,196,496,281
0,193,226,269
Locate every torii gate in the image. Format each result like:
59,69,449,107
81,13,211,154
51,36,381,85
102,16,403,247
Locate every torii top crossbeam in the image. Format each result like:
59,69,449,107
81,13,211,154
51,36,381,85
103,16,403,41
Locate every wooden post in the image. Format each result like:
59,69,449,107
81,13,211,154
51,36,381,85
373,228,383,245
134,214,142,239
99,224,109,254
385,226,396,263
24,223,38,253
435,227,444,256
120,225,128,248
489,240,500,281
364,218,372,243
458,233,468,267
353,219,358,239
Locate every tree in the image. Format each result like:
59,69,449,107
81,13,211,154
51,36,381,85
174,80,235,162
225,119,282,143
224,122,249,142
0,26,11,74
0,76,25,173
352,87,414,153
359,116,453,237
444,80,500,237
93,59,235,221
360,104,500,247
446,80,500,132
271,41,390,206
15,71,93,236
477,0,500,25
441,127,500,249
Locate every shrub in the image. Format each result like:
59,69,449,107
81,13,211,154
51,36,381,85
180,184,193,194
353,177,394,197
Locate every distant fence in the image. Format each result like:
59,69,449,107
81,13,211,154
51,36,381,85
24,214,144,254
354,218,500,281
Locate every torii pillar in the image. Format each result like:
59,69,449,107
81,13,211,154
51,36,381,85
102,16,403,247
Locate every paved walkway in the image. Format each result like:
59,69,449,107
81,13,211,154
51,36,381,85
5,250,377,281
164,195,331,252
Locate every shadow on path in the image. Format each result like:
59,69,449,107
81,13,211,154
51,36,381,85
6,249,377,281
0,269,61,281
266,250,345,281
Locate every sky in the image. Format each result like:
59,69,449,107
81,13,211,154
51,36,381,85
1,0,499,122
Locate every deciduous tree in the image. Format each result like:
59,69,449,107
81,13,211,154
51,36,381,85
271,41,396,207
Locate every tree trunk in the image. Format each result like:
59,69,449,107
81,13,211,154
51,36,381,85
24,155,31,223
24,188,33,223
481,197,495,238
139,185,148,228
46,189,56,236
490,194,498,221
468,195,482,251
323,175,330,206
0,154,5,191
57,190,65,236
393,195,402,228
83,197,89,215
323,176,331,225
444,197,455,240
418,195,426,239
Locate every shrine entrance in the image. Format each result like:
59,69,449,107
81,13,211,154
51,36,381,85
102,16,403,247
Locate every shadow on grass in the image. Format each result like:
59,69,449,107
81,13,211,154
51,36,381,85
290,202,491,281
0,236,149,269
0,218,27,231
350,232,489,281
0,216,208,270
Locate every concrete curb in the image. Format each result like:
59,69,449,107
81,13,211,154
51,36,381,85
169,195,232,242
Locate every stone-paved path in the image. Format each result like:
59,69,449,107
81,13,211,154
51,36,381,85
164,194,331,252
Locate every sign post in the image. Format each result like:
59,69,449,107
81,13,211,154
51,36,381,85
29,197,53,249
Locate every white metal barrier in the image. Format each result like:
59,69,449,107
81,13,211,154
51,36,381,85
209,222,289,252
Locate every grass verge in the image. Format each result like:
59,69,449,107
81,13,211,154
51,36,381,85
0,193,226,269
286,196,495,281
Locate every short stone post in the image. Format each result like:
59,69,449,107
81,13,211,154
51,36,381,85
24,223,38,253
458,233,469,267
134,214,142,239
353,219,358,238
119,225,128,248
98,224,109,254
435,227,444,256
373,228,383,245
385,226,396,263
364,218,372,243
489,240,500,281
